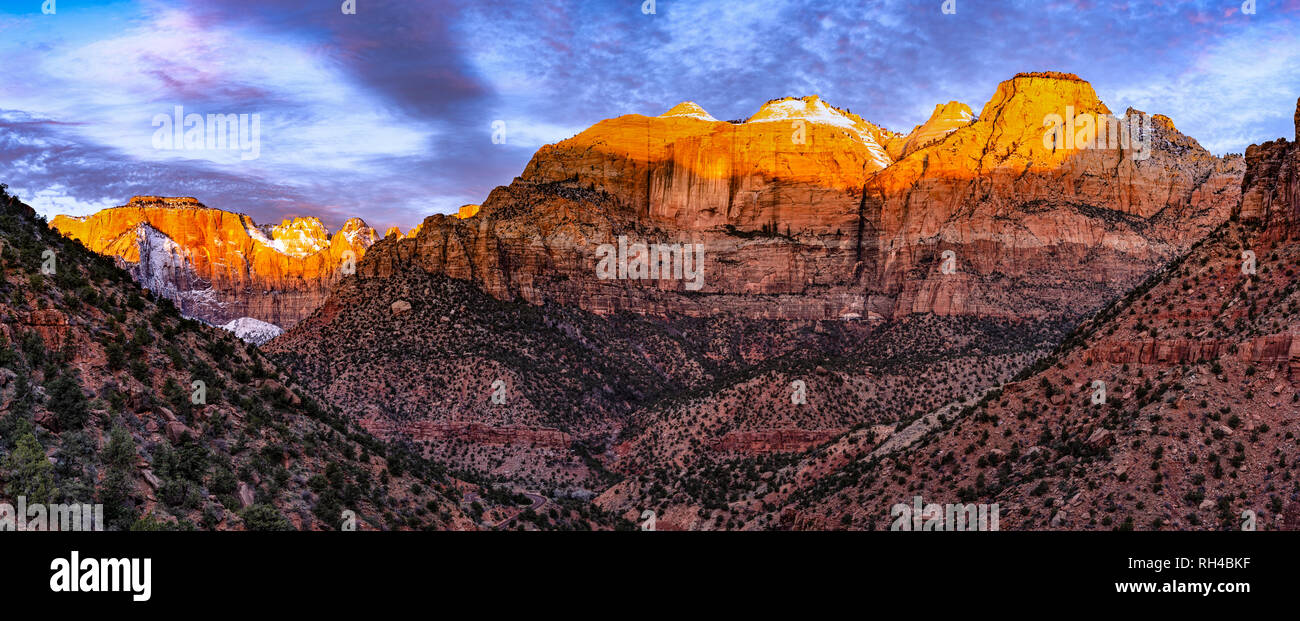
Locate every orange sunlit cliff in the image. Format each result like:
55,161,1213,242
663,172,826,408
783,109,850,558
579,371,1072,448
51,196,378,329
356,72,1243,322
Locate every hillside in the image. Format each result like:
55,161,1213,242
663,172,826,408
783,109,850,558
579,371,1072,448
0,185,475,530
268,73,1243,509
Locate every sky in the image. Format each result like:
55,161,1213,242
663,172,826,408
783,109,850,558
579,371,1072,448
0,0,1297,233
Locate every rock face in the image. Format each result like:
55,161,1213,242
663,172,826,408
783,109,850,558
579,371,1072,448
357,73,1243,323
884,100,974,160
51,196,378,329
701,97,1300,531
713,429,845,454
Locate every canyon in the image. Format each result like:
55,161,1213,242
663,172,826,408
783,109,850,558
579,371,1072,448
266,73,1256,527
33,71,1284,531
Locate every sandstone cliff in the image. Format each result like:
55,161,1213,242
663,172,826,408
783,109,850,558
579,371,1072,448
660,97,1300,531
51,196,378,329
356,72,1244,323
884,100,974,160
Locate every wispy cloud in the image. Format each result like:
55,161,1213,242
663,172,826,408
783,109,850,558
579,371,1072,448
1,0,1297,232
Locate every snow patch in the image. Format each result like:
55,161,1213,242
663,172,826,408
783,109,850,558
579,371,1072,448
221,317,284,346
129,224,223,319
660,102,720,122
746,96,893,169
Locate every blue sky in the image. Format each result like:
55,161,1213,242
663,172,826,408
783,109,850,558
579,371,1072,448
1,0,1297,233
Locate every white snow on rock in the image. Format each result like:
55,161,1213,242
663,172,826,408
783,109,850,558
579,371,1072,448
659,101,721,122
129,223,223,318
221,317,284,345
242,217,329,258
746,95,893,169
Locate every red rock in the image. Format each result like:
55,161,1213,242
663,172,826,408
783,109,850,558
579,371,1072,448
25,308,69,349
356,73,1241,323
50,196,378,329
713,429,845,454
164,420,192,443
1086,428,1114,449
33,409,57,431
236,482,256,508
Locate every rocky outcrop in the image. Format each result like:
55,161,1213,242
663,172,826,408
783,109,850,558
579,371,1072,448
713,429,845,453
51,197,378,329
1084,333,1300,378
355,73,1243,323
1238,100,1300,236
885,100,973,160
23,308,70,350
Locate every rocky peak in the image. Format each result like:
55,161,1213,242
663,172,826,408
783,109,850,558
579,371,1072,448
125,195,208,210
747,95,840,123
336,217,379,247
743,95,893,168
659,101,719,122
979,72,1110,132
269,217,331,258
889,100,974,159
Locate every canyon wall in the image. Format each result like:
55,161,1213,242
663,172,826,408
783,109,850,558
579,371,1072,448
357,73,1244,323
51,196,378,329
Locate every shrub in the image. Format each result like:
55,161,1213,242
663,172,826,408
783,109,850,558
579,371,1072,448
241,504,294,531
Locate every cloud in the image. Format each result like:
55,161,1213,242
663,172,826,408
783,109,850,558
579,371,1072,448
1,0,1298,234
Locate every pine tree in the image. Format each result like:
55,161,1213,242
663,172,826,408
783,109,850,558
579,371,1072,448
5,432,58,503
99,425,138,530
44,372,89,429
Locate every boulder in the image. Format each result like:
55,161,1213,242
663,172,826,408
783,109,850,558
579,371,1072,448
141,469,161,490
164,420,192,443
237,482,256,508
1086,428,1114,450
33,409,57,431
